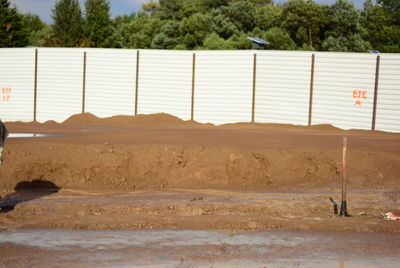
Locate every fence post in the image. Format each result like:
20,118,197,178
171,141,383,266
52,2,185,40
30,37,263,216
308,53,315,126
251,53,257,123
135,50,140,115
33,48,38,122
191,53,196,121
371,55,381,131
82,51,87,114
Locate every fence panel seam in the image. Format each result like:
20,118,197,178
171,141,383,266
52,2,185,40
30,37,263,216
251,53,257,123
33,48,38,122
135,50,140,115
371,55,380,131
82,51,87,114
191,52,196,121
308,53,315,126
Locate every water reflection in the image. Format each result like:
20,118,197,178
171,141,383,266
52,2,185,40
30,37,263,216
8,133,56,138
0,230,398,268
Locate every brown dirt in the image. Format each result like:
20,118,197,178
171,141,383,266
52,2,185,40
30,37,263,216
0,113,399,233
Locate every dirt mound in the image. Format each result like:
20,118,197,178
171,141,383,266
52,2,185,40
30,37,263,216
222,122,341,131
103,113,190,125
308,124,341,131
62,113,103,125
62,113,195,126
42,120,59,126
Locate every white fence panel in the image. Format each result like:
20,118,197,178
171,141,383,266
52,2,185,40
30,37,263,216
255,51,312,125
1,48,399,132
312,53,376,130
195,51,253,124
138,50,193,120
36,48,85,123
0,48,35,122
375,54,400,132
85,48,136,118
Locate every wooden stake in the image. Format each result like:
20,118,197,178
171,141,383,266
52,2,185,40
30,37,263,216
340,136,350,216
342,136,347,201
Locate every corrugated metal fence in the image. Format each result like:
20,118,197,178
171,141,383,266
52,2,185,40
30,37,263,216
0,48,399,132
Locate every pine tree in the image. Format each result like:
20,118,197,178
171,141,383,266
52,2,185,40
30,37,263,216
84,0,112,47
52,0,83,47
0,0,29,47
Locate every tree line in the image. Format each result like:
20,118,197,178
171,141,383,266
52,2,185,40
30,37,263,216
1,0,399,52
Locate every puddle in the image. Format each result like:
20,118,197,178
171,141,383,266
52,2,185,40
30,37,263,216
0,229,398,267
0,230,303,250
8,133,56,138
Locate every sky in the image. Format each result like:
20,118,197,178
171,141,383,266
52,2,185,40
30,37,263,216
9,0,367,24
9,0,148,23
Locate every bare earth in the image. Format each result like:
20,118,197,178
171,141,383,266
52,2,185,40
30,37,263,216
0,113,399,234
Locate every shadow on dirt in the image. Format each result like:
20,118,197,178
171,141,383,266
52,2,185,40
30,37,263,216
0,180,60,213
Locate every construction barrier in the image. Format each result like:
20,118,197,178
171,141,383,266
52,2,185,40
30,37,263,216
0,48,399,132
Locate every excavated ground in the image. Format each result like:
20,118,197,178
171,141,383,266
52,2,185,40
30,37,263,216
0,113,399,234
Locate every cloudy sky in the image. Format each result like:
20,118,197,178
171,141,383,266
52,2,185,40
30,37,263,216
9,0,366,24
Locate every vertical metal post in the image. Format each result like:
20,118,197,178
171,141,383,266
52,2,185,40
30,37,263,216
191,53,196,121
371,55,380,131
135,50,140,115
251,53,257,123
308,54,315,126
33,48,38,122
82,51,87,114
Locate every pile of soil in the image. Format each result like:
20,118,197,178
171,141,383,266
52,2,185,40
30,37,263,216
62,112,198,126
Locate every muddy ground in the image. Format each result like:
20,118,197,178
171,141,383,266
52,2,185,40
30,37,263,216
0,113,399,233
1,229,399,267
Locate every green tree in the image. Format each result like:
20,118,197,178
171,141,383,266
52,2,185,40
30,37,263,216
201,32,234,49
281,0,331,50
180,0,209,18
201,0,231,9
252,26,296,50
142,0,160,15
23,13,46,32
227,0,257,32
361,0,400,52
84,0,112,47
227,32,252,49
256,4,283,30
112,13,137,27
249,0,272,6
23,13,47,46
153,0,185,20
151,20,181,49
29,25,58,47
180,12,209,49
322,0,371,52
322,34,371,52
207,7,238,39
52,0,83,47
377,0,400,11
0,0,29,47
376,0,400,50
363,0,374,12
112,14,163,48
